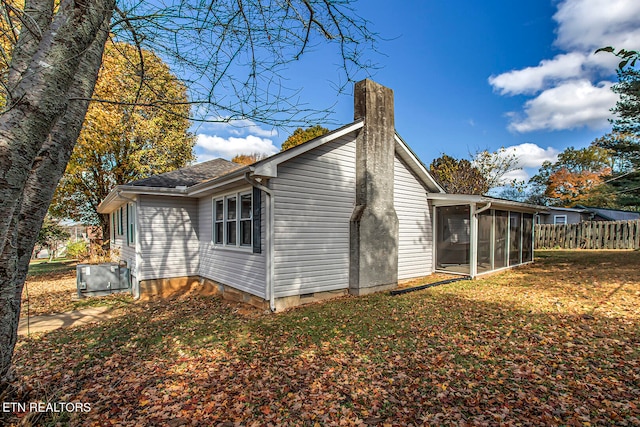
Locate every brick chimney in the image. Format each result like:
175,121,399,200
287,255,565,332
349,79,399,295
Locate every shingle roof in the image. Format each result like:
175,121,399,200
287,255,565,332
578,205,640,221
126,158,244,188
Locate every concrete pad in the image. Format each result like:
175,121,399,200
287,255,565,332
18,306,116,336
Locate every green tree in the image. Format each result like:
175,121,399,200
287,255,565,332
593,47,640,209
50,42,195,240
529,146,613,207
281,125,329,151
611,68,640,136
36,216,70,262
0,0,377,387
430,155,488,195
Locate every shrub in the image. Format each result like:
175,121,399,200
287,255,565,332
66,241,89,260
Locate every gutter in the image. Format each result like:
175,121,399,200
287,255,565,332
243,172,276,312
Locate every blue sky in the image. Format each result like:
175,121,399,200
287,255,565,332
193,0,640,183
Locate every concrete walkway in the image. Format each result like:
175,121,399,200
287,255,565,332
18,306,116,336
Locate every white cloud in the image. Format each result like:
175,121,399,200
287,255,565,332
508,80,617,132
501,142,560,168
196,134,279,161
486,143,559,184
501,169,530,183
489,52,587,96
489,0,640,132
554,0,640,51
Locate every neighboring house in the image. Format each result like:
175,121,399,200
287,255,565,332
575,205,640,222
537,207,591,225
98,80,543,310
537,205,640,225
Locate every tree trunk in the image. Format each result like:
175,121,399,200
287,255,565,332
0,0,115,390
100,213,111,250
0,0,113,255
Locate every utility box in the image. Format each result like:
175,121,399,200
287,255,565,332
76,263,131,298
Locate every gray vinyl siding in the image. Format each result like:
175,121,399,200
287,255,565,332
271,135,356,297
137,195,199,280
111,204,137,279
539,209,586,224
394,154,433,280
198,186,267,299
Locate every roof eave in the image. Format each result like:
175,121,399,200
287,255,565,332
251,120,364,178
97,185,188,213
427,193,548,212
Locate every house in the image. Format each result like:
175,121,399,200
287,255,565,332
97,79,543,310
537,205,640,225
537,206,592,225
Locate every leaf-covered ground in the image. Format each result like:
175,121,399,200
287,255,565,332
8,250,640,426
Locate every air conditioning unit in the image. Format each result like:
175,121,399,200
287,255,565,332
76,263,131,298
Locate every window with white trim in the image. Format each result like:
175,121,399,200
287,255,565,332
213,199,224,244
116,207,124,236
554,215,567,225
213,191,253,248
240,193,252,246
127,203,135,245
111,212,117,240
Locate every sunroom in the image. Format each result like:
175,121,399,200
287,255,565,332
429,194,544,278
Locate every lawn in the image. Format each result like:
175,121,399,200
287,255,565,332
7,250,640,426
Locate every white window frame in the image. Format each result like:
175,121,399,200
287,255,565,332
554,215,567,225
127,202,135,245
213,198,224,244
212,190,253,249
116,207,124,236
111,212,117,240
225,194,237,245
239,192,253,247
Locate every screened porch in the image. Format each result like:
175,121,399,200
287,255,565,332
429,194,540,277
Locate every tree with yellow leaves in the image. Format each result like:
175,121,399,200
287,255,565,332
50,42,195,240
281,125,329,151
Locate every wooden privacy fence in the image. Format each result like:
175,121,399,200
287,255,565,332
535,220,640,249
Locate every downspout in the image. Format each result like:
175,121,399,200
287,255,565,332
474,202,492,216
244,172,276,311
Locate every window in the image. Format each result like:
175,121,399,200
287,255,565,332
522,213,533,263
111,212,116,241
127,203,135,245
240,193,252,246
213,199,224,244
226,196,237,245
116,207,124,236
509,212,522,266
213,191,254,249
554,215,567,225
